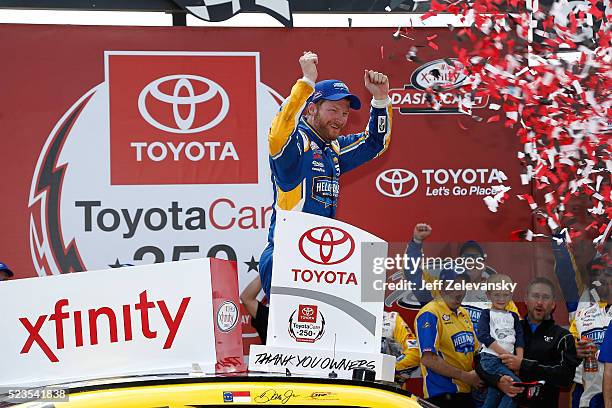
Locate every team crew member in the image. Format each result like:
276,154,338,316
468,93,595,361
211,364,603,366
406,223,519,332
477,277,581,407
553,236,612,408
382,311,421,377
258,51,392,296
415,270,482,408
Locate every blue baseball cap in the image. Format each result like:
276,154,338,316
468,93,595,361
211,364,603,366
0,262,14,277
310,79,361,110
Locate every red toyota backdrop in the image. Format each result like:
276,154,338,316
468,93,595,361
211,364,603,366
0,22,577,400
0,23,529,273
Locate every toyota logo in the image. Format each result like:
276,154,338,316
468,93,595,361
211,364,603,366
376,169,419,198
138,74,229,134
298,227,355,265
302,307,315,316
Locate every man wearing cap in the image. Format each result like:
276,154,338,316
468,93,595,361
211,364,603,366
258,51,392,297
0,262,14,281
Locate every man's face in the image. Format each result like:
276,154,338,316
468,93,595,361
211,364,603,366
461,248,485,282
526,283,554,322
441,278,467,311
309,99,350,142
0,271,11,281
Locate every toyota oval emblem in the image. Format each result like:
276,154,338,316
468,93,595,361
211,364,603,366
376,169,419,198
138,74,230,134
302,307,315,316
298,227,355,265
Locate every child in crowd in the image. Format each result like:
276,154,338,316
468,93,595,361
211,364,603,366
477,274,524,408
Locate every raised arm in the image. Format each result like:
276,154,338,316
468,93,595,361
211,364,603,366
551,233,583,316
337,70,392,173
404,223,434,305
268,52,317,182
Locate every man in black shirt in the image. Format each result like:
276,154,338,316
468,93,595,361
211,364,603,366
477,277,580,406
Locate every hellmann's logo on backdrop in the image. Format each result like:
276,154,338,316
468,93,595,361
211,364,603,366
19,291,190,363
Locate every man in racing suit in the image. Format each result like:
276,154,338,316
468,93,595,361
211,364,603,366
381,311,421,378
259,51,392,297
552,236,612,408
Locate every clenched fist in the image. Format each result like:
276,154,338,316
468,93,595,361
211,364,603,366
413,223,432,243
364,70,390,100
300,51,318,83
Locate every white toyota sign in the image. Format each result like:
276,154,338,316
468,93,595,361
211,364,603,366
268,210,388,352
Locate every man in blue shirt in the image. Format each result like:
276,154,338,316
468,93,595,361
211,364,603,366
598,324,612,407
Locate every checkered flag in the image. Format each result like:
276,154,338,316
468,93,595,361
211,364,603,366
173,0,293,27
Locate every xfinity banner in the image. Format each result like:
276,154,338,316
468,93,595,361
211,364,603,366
0,258,243,386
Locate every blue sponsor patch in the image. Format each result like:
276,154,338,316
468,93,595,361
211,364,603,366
451,331,475,354
464,306,482,329
311,176,339,207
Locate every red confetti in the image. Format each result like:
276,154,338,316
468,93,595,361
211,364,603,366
409,0,611,240
509,230,526,241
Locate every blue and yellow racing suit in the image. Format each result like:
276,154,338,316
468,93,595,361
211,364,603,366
552,236,610,408
259,77,392,296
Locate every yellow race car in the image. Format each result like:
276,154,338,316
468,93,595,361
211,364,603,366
2,374,432,408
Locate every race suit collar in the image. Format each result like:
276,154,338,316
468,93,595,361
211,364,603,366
300,117,331,149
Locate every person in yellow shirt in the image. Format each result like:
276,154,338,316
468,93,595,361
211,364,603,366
381,311,420,378
415,269,483,408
